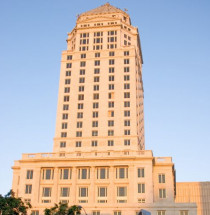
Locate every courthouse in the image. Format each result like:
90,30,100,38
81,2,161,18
12,3,207,215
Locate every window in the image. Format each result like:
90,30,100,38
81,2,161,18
62,113,68,119
95,53,100,58
138,198,145,203
97,187,107,203
94,85,99,91
138,168,145,178
92,140,98,147
97,168,109,179
124,92,130,98
42,187,52,197
79,77,85,83
63,104,69,110
42,169,54,180
108,120,114,127
67,55,72,60
78,187,88,203
116,167,128,179
76,131,82,137
76,141,82,147
124,67,130,73
81,53,86,59
158,174,166,183
60,142,66,148
114,212,121,215
92,130,98,136
92,121,98,127
94,76,100,82
124,101,130,107
124,130,130,135
109,67,115,73
77,112,83,118
124,75,130,81
31,211,39,215
124,83,130,89
93,112,98,118
78,94,84,100
109,51,115,56
93,93,99,100
109,75,114,81
65,79,71,85
66,71,71,76
124,139,130,146
109,84,114,90
157,211,166,215
108,92,114,99
78,103,84,110
64,96,69,102
117,187,127,203
66,63,72,68
78,168,90,179
95,60,100,66
108,140,114,146
138,183,145,193
93,102,99,109
108,110,114,117
60,168,71,180
159,189,166,198
94,68,100,74
64,87,70,93
60,187,70,197
80,69,85,75
26,170,33,179
93,211,100,215
108,102,114,108
124,51,129,56
77,121,83,128
124,110,130,117
108,130,114,136
124,59,129,64
62,123,67,129
79,86,84,92
109,59,115,65
25,185,32,194
180,211,189,215
61,132,67,137
124,120,130,126
80,61,86,67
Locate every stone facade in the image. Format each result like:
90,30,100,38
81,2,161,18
12,3,198,215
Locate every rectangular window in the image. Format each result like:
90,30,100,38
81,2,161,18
77,121,83,128
25,185,32,194
124,110,130,117
124,51,129,56
108,110,114,117
117,187,127,203
66,71,71,76
116,167,128,179
79,77,85,83
180,211,189,215
93,102,99,109
108,130,114,136
108,120,114,127
63,104,69,110
157,211,166,215
67,55,72,60
60,142,66,148
114,212,121,215
78,94,84,100
109,51,115,56
60,168,71,180
42,187,52,197
64,87,70,93
66,63,72,68
138,183,145,193
93,211,100,215
109,84,114,90
60,187,70,197
124,101,130,107
65,79,71,85
109,67,115,73
94,76,100,82
61,132,67,137
124,75,130,81
95,52,100,58
124,139,130,146
138,168,145,178
94,85,99,91
93,93,99,100
109,75,114,81
108,140,114,146
42,169,54,180
78,103,84,109
97,187,107,203
77,112,83,118
124,83,130,89
97,168,109,179
31,211,39,215
62,123,68,129
158,174,166,183
94,68,100,74
108,92,114,99
79,86,84,92
76,131,82,137
81,53,86,59
80,61,86,67
124,130,130,135
124,92,130,98
78,168,90,179
92,130,98,136
80,69,85,75
95,60,100,66
64,96,69,102
62,113,68,119
108,102,114,108
26,170,33,179
124,59,129,64
78,187,88,203
159,189,166,198
124,67,130,73
76,141,82,147
109,59,115,65
93,112,99,118
92,140,98,147
92,121,98,127
124,120,130,126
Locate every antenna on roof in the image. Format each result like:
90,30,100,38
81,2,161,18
76,14,80,19
124,8,128,12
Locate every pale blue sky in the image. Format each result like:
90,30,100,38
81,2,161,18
0,0,209,195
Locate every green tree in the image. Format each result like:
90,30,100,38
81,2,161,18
0,190,31,215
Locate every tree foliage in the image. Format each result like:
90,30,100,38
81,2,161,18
0,190,31,215
44,203,81,215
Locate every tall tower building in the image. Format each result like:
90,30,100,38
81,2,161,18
12,3,197,215
53,3,145,153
